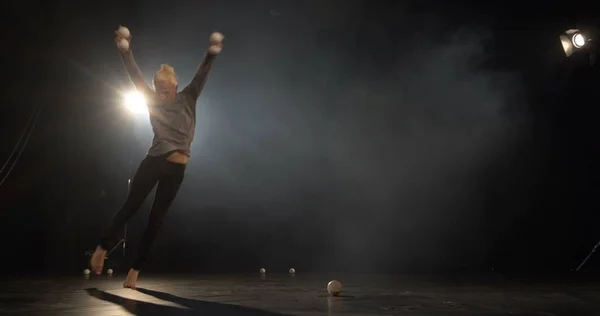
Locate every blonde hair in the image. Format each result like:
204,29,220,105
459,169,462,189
153,64,178,87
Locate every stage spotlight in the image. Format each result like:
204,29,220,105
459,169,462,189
560,29,589,57
573,33,586,48
124,91,148,114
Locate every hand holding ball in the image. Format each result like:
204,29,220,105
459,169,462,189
209,32,224,44
117,38,129,51
117,26,130,39
208,32,224,55
115,25,131,52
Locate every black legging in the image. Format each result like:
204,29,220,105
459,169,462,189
99,153,185,270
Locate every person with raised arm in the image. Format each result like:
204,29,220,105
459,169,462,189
90,26,224,289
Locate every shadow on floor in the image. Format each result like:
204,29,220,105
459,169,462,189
85,288,288,316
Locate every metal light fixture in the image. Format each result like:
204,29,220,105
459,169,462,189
560,29,588,57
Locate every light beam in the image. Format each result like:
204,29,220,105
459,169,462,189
124,91,148,114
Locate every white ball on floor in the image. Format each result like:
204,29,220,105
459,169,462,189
289,268,295,274
83,269,90,275
260,268,266,274
117,26,130,38
107,269,114,275
327,280,342,296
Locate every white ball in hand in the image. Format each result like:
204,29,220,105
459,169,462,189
117,26,130,38
210,32,224,43
83,269,91,275
118,38,129,51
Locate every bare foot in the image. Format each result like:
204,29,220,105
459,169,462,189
90,246,107,275
123,269,139,289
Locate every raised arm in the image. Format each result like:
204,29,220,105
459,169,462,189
115,26,152,95
120,50,152,95
182,32,224,100
181,53,216,100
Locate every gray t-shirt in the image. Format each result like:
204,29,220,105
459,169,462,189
121,50,216,157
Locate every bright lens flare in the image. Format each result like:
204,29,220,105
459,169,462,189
573,33,586,48
124,91,148,114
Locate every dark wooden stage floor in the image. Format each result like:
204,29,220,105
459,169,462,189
1,273,599,315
